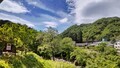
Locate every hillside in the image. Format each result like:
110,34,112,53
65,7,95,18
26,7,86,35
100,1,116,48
0,19,120,68
61,17,120,42
0,52,75,68
0,20,38,52
0,20,76,68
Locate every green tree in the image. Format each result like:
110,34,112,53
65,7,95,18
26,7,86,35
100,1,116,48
60,37,75,60
94,43,117,55
70,47,88,67
0,21,38,53
37,27,59,60
94,43,107,53
86,55,120,68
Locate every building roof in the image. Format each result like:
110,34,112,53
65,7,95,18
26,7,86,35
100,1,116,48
76,41,113,46
116,40,120,42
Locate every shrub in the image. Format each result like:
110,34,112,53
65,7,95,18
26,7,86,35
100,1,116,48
70,47,88,67
0,52,75,68
25,52,75,68
86,55,120,68
0,60,9,68
21,53,43,68
8,56,25,68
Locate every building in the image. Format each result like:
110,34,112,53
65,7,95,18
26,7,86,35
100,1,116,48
3,43,16,55
76,41,114,47
114,41,120,50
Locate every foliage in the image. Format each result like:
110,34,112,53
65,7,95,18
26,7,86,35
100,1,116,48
37,27,75,60
70,43,119,67
61,17,120,42
70,47,88,66
0,18,120,68
37,27,60,60
60,37,75,60
61,26,83,43
94,43,117,55
0,52,75,68
94,43,107,52
0,20,38,52
86,55,120,68
0,60,9,68
8,56,25,68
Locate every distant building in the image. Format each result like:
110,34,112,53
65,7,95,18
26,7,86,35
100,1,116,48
76,41,113,47
114,41,120,50
3,43,16,55
76,43,88,47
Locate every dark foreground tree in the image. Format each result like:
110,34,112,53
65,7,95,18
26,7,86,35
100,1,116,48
0,0,3,3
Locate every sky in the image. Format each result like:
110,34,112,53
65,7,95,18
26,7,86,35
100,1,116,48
0,0,120,33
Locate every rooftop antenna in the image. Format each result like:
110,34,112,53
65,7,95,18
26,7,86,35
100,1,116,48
0,0,3,3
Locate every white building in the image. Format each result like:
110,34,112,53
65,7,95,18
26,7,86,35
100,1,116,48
114,41,120,50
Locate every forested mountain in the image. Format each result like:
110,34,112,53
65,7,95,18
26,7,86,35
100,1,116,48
61,17,120,42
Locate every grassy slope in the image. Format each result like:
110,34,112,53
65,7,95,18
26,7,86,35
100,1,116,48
0,52,75,68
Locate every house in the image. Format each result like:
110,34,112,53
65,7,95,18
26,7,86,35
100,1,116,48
114,41,120,50
3,43,16,55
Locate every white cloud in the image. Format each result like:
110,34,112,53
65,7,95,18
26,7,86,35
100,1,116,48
40,14,59,21
66,0,96,24
0,13,34,27
56,11,74,24
26,0,72,25
26,0,54,12
43,22,58,28
39,14,69,24
59,18,68,23
0,0,29,13
66,0,120,24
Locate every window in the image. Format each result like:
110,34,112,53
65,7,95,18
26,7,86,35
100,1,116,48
6,43,11,50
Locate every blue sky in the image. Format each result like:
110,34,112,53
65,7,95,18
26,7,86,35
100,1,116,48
0,0,120,33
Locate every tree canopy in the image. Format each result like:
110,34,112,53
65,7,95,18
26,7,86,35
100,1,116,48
61,17,120,42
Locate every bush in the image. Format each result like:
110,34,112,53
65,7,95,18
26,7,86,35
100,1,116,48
21,53,43,68
94,43,117,55
94,43,107,52
70,47,88,67
60,37,75,60
25,52,75,68
0,60,9,68
86,55,120,68
8,56,25,68
1,52,75,68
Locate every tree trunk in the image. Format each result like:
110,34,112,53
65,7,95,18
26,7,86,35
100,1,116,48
52,51,55,61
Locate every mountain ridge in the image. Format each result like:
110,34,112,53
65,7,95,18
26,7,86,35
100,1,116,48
61,17,120,42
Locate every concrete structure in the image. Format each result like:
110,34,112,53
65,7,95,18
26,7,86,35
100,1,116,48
76,42,103,47
76,38,111,47
76,41,113,47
